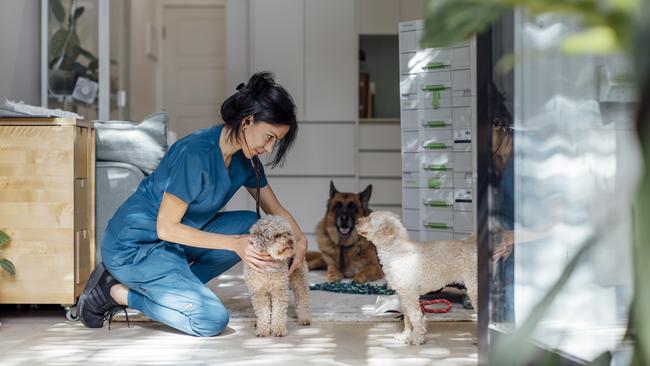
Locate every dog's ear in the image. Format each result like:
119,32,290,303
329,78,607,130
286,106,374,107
329,180,338,199
359,184,372,215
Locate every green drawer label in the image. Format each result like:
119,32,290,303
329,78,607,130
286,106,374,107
425,164,447,171
424,142,447,149
424,200,449,207
425,120,447,128
428,179,442,188
425,222,449,229
422,62,447,70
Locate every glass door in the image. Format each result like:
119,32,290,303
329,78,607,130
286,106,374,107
478,9,640,364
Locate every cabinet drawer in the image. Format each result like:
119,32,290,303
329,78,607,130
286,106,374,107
421,171,454,189
420,108,452,128
422,129,453,150
422,151,453,172
410,46,471,71
421,188,454,207
403,171,419,188
74,178,88,229
417,94,452,109
422,208,454,230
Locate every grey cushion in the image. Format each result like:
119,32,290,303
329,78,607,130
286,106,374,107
94,111,168,174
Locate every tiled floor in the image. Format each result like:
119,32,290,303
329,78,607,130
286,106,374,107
0,307,477,366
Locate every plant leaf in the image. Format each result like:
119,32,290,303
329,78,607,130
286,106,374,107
0,230,9,248
73,6,85,23
421,0,508,48
561,26,620,54
49,0,65,24
49,28,68,66
0,258,15,275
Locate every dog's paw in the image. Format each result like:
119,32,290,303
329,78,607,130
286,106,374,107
395,330,412,343
256,328,270,337
406,334,426,345
271,326,288,337
298,317,311,326
352,273,368,283
327,270,344,282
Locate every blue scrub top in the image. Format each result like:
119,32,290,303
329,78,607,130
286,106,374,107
106,124,268,245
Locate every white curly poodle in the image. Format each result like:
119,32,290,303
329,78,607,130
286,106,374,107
245,215,311,337
356,211,477,345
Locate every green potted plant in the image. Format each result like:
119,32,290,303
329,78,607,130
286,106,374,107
0,230,15,276
48,0,99,95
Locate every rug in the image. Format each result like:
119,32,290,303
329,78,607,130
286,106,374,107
114,263,475,323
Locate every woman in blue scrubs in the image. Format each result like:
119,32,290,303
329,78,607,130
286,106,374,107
77,72,305,337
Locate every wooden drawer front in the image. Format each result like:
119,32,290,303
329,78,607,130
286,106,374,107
0,228,74,304
74,178,88,229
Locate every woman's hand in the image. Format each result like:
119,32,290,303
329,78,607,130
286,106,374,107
492,230,515,263
233,235,273,272
288,235,308,276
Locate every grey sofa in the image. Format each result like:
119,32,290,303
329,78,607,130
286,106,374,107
94,112,169,263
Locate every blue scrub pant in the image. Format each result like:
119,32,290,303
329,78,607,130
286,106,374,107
101,210,257,337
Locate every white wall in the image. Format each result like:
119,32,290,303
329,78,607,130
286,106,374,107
0,0,40,105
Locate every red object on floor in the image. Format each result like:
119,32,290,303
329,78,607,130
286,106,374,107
420,299,452,313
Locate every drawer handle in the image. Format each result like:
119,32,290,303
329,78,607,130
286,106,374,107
424,164,448,171
424,222,449,229
428,179,442,188
422,62,448,70
424,120,448,128
424,200,450,207
422,84,448,91
424,142,447,149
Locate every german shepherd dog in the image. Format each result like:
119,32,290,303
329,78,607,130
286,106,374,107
306,181,384,283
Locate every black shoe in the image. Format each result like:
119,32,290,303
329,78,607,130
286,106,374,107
77,263,129,329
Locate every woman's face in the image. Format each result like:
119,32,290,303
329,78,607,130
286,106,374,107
241,120,290,159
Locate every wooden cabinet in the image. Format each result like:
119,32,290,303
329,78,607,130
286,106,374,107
0,118,95,310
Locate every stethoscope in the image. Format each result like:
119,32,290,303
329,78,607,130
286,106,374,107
242,124,262,219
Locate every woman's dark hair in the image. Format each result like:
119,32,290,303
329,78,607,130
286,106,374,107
220,71,298,168
488,81,513,133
